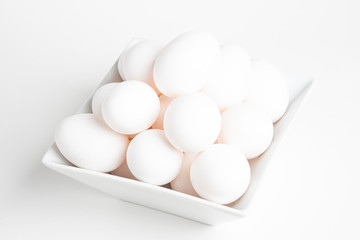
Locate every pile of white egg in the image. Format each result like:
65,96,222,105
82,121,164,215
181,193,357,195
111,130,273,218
55,31,289,205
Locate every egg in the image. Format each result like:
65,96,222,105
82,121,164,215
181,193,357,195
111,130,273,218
202,44,252,112
102,80,160,135
170,152,200,197
127,129,183,185
151,95,173,130
117,38,143,80
190,144,251,204
218,102,273,159
55,114,129,172
111,160,137,181
91,83,119,121
118,40,163,94
153,31,220,97
164,92,221,152
246,59,289,122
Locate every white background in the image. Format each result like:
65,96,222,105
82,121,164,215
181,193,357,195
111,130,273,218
1,0,360,239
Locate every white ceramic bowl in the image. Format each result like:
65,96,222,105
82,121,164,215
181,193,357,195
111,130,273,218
42,46,314,225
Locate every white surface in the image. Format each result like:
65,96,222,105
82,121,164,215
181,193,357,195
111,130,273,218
1,0,359,239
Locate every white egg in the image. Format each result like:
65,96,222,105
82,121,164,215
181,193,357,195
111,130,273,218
127,129,183,185
164,93,221,152
119,40,163,94
102,80,160,135
218,102,273,159
151,95,173,130
190,144,251,204
246,59,289,122
91,83,119,121
170,152,200,197
117,38,143,80
111,160,137,181
153,31,220,97
202,44,252,112
55,114,129,172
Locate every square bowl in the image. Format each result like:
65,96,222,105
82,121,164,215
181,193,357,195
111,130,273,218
42,55,314,225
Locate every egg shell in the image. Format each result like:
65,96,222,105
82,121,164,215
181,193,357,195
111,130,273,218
246,59,289,122
117,38,143,80
202,44,252,112
119,40,163,94
54,113,129,172
164,92,221,152
91,83,120,121
170,152,200,197
102,80,160,135
111,159,137,181
127,129,183,185
218,102,274,159
190,144,251,204
152,95,173,130
153,31,220,97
